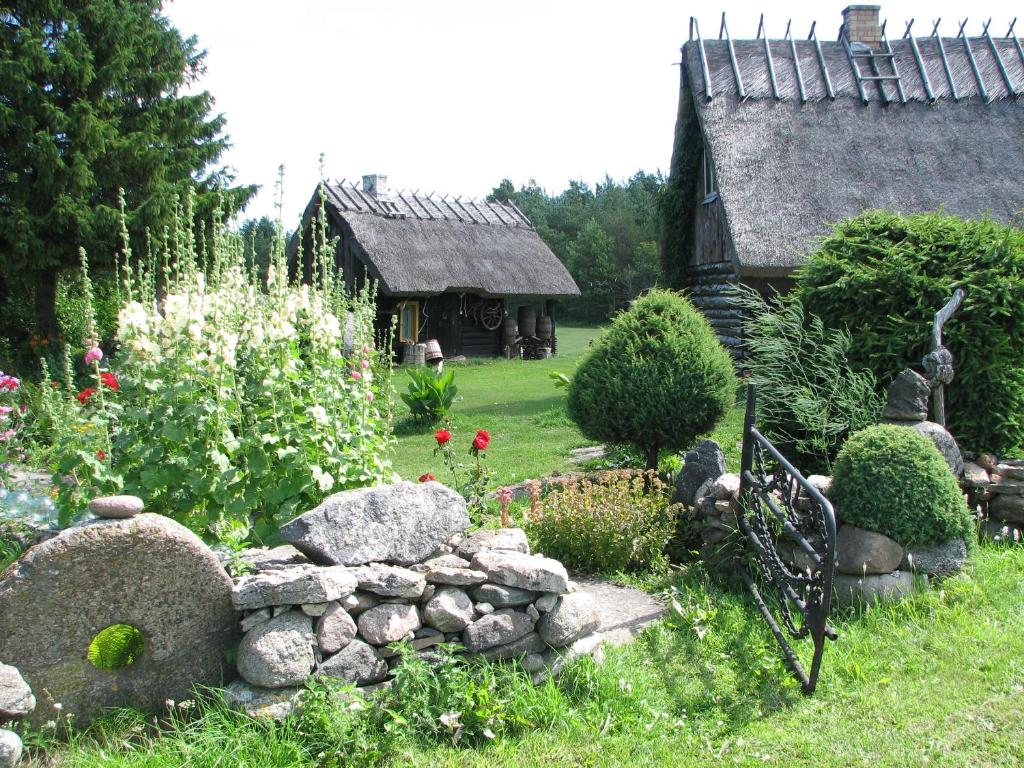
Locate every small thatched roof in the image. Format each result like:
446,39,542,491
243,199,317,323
676,19,1024,276
297,182,579,298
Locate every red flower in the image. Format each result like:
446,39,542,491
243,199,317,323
473,429,490,451
50,380,59,388
435,429,452,446
100,372,119,391
96,450,106,460
418,472,436,483
76,387,96,404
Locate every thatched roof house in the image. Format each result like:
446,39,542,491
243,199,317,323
292,175,578,359
662,5,1024,352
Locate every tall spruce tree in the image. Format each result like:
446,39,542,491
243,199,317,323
0,0,253,336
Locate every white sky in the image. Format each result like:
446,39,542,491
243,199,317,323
162,0,1021,224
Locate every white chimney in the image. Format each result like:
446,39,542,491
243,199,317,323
362,174,388,200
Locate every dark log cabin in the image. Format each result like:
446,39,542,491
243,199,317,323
663,4,1024,356
290,175,579,360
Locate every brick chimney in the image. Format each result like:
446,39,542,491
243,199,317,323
842,5,882,48
362,174,388,200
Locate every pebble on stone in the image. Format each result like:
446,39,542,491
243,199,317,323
87,494,144,519
709,473,740,501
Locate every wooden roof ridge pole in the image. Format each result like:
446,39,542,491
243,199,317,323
350,183,382,214
720,12,746,99
506,200,533,228
932,18,960,100
982,18,1018,97
323,182,349,212
1009,19,1024,73
396,189,429,220
691,16,714,101
904,19,937,102
438,194,465,222
785,19,807,103
758,15,781,100
808,21,835,100
958,18,990,102
881,21,907,104
425,192,447,220
452,195,480,224
335,183,364,211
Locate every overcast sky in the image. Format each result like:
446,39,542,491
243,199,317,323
162,0,1021,224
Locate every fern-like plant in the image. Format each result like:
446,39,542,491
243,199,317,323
734,286,884,473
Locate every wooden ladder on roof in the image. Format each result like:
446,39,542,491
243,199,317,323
841,20,907,104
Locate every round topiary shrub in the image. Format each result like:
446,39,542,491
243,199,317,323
797,210,1024,455
831,424,972,548
567,289,735,470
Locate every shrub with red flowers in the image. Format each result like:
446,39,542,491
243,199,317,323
427,424,492,523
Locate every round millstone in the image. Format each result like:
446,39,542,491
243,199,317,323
87,495,145,519
0,514,238,728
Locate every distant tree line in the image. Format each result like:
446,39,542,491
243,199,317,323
489,172,665,323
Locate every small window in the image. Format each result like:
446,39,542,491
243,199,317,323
398,301,419,343
702,147,718,204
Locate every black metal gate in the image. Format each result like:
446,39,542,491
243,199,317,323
736,383,837,695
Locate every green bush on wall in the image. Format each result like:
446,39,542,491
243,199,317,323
830,424,973,548
567,289,735,470
796,210,1024,455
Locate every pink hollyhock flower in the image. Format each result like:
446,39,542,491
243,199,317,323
366,391,375,402
0,429,15,442
361,359,370,370
362,343,371,354
351,371,362,380
84,347,103,365
0,406,11,416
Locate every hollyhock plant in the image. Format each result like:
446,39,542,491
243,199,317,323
99,372,119,391
76,387,96,405
84,347,103,365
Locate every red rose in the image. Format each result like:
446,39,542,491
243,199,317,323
76,387,96,404
418,472,436,483
435,429,452,446
97,450,106,460
100,372,119,391
473,429,490,451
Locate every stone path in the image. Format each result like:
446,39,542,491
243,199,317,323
572,575,665,646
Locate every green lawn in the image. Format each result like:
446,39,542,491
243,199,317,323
389,327,600,486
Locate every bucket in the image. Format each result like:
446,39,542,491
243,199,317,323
536,315,553,340
538,347,552,359
424,339,443,362
411,343,426,366
517,306,536,338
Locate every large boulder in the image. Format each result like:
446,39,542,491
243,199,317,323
835,526,904,575
0,514,238,728
236,611,315,689
0,662,34,719
673,440,726,507
231,565,357,610
356,603,421,646
882,369,931,422
279,481,470,566
990,492,1024,524
470,551,570,594
423,587,475,633
537,592,601,648
317,639,388,686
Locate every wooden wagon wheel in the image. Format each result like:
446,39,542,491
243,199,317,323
479,299,503,330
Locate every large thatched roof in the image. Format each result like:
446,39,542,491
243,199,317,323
298,182,579,298
678,22,1024,276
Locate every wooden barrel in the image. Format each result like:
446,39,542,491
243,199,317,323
517,306,536,338
536,314,553,340
502,315,518,340
424,339,443,362
401,342,415,363
411,343,426,366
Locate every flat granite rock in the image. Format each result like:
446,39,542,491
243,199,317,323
470,551,570,594
348,564,426,598
280,481,470,566
232,565,357,610
0,514,238,728
456,528,530,560
224,679,304,720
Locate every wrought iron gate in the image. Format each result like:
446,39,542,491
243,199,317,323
736,383,837,694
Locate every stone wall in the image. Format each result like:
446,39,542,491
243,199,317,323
226,481,602,718
963,456,1024,541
